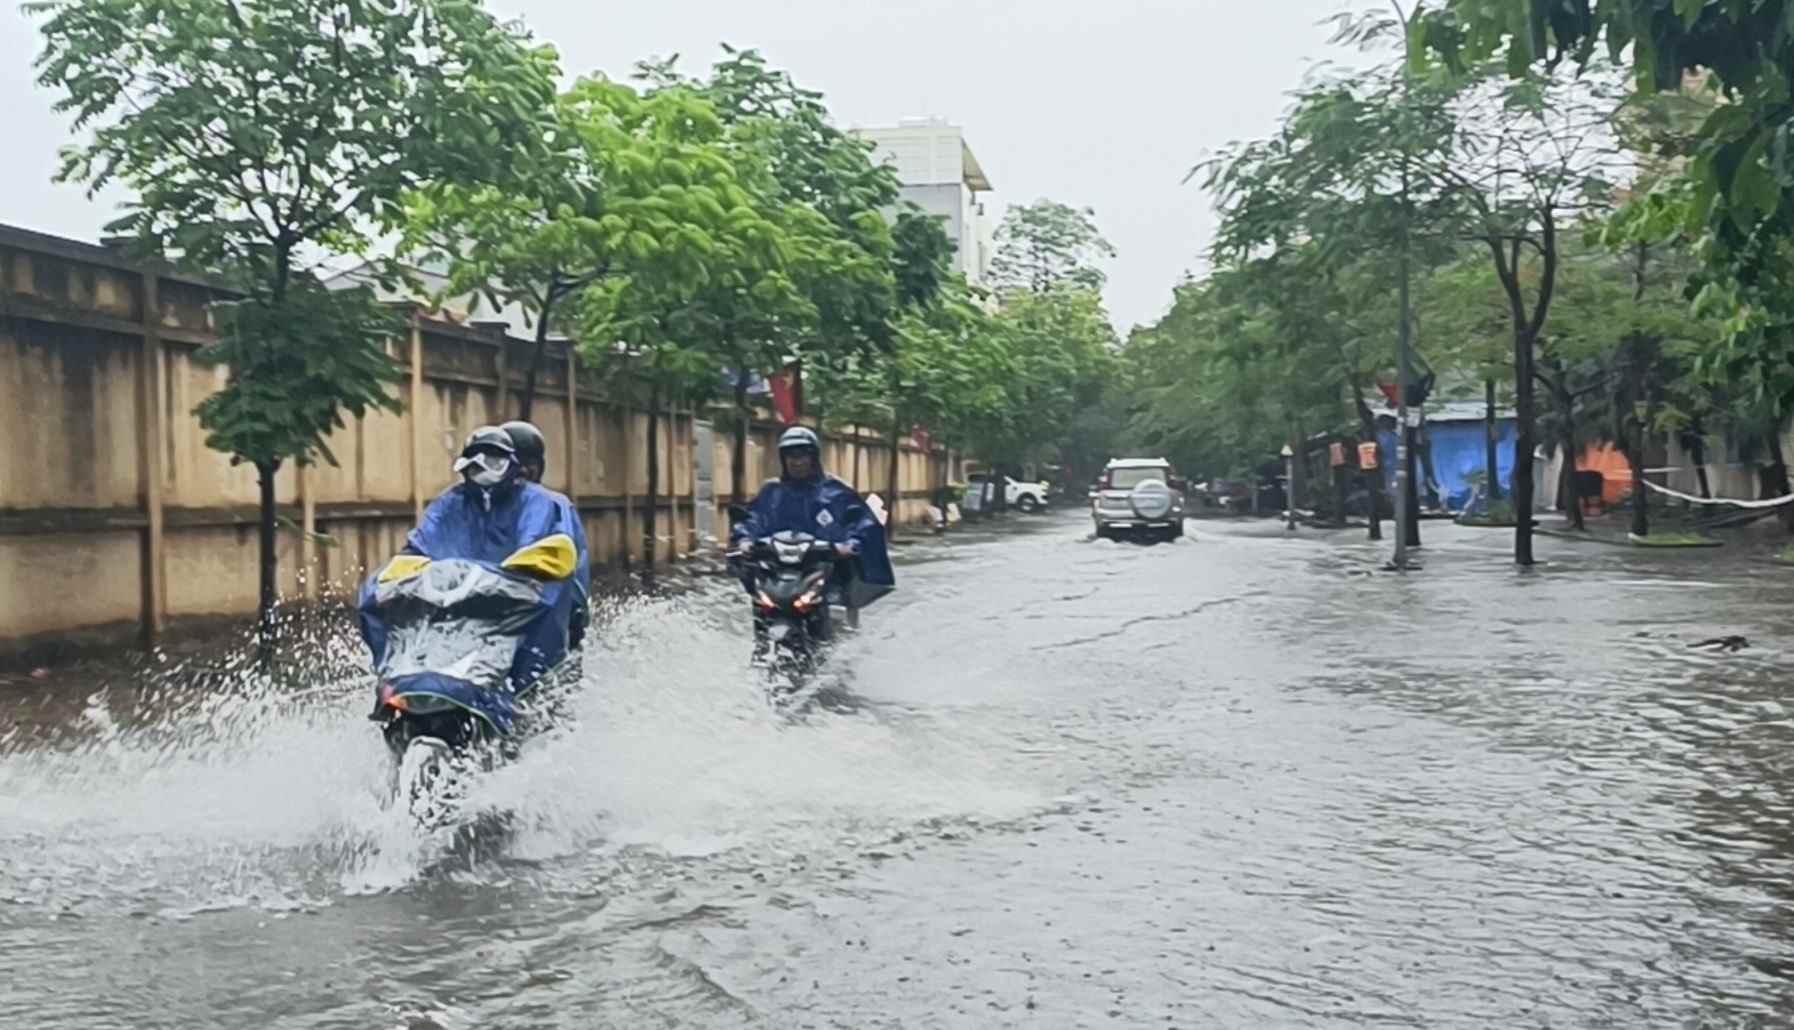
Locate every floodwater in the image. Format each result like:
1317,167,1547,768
2,514,1791,1028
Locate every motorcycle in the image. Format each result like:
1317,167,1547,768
360,550,577,830
731,529,841,696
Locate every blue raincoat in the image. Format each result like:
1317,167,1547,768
358,479,590,731
730,472,895,609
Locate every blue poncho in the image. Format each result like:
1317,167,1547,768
730,472,896,609
358,479,590,731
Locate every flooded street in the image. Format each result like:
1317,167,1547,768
3,514,1792,1028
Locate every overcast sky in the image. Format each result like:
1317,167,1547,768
2,0,1354,330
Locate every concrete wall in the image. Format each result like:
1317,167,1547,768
0,225,952,654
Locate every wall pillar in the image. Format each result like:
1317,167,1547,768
137,270,167,644
297,464,318,602
619,405,633,566
408,314,424,523
563,345,578,497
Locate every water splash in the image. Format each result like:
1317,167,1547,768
473,595,1043,864
0,590,1043,916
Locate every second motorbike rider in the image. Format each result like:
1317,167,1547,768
729,426,896,631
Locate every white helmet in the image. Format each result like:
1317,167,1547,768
778,426,820,453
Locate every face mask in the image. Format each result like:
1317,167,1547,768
455,451,512,488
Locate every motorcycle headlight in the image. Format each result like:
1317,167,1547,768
774,540,807,565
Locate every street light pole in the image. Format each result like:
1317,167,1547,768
1281,443,1296,532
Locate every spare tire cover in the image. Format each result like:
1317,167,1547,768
1130,479,1173,519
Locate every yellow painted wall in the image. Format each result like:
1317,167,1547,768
0,231,955,651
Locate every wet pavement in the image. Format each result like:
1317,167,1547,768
2,514,1792,1028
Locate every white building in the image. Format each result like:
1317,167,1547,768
853,119,996,288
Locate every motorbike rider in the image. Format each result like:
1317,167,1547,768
360,425,591,688
500,420,590,650
729,426,895,622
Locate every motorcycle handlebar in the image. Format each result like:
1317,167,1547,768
732,537,840,562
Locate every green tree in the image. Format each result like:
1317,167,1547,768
1202,39,1628,562
1119,259,1374,527
402,88,613,422
990,199,1117,295
1422,1,1794,445
641,48,914,504
974,197,1119,511
1122,278,1298,495
1417,256,1515,506
30,0,559,655
979,288,1119,495
567,78,800,578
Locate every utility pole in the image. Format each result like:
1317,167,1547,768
1394,182,1412,572
1391,0,1419,571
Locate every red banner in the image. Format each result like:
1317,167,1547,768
766,362,804,424
911,425,931,451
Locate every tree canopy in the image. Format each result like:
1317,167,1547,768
990,199,1116,295
31,0,563,651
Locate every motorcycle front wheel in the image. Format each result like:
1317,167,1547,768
395,736,465,831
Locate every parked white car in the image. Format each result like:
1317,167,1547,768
1091,458,1186,540
965,473,1051,513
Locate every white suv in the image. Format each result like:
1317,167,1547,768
966,473,1051,513
1091,458,1185,541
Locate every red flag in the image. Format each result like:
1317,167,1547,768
911,425,931,450
767,362,804,424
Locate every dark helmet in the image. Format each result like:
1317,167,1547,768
453,425,518,481
459,425,516,460
501,420,547,475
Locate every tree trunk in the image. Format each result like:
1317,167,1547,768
1418,429,1441,510
1484,378,1503,501
1513,329,1537,565
1490,213,1557,567
1689,424,1712,500
1619,336,1651,538
256,459,279,667
1403,422,1422,547
936,445,951,534
1765,430,1794,531
618,405,632,572
1629,413,1649,538
1355,403,1384,541
1333,437,1348,528
1364,443,1384,541
1559,418,1584,531
731,376,750,506
644,383,661,583
887,416,903,542
518,292,556,422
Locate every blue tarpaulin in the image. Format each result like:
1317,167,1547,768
1378,414,1516,511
